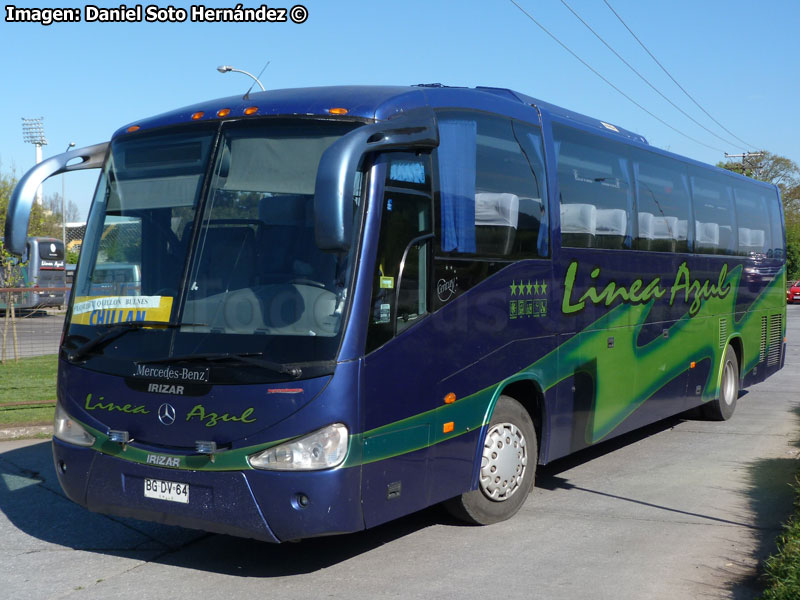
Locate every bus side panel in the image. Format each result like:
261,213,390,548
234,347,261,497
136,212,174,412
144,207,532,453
361,317,439,528
543,247,786,456
432,335,558,504
548,250,694,449
360,261,554,525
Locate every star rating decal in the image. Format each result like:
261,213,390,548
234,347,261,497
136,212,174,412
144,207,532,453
508,278,549,320
509,279,548,297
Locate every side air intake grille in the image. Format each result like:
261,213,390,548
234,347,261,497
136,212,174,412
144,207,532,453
760,316,768,363
767,314,783,367
719,318,728,349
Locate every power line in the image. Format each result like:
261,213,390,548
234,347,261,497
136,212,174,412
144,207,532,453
559,0,747,152
508,0,726,153
602,0,758,150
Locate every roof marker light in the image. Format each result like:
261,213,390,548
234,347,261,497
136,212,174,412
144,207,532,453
328,107,349,115
444,393,456,404
244,106,259,115
191,111,205,120
217,108,231,118
126,125,140,133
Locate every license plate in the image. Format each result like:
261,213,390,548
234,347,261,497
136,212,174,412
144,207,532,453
144,478,189,504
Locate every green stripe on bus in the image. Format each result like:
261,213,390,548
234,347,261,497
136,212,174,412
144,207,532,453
75,264,784,471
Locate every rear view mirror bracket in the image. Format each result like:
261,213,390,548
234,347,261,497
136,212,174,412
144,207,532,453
314,108,439,251
4,142,109,256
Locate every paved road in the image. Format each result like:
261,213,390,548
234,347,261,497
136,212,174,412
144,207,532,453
1,306,799,600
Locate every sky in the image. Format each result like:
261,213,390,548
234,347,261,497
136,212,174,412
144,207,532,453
1,0,798,220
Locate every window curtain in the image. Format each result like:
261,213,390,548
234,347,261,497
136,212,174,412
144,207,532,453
632,161,641,239
722,184,737,254
681,173,692,243
618,157,633,247
524,130,549,257
439,119,477,253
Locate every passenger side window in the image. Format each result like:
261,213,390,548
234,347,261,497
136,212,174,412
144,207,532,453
766,190,785,259
554,124,633,250
436,111,548,259
631,150,691,253
689,169,737,255
366,153,433,353
734,186,773,257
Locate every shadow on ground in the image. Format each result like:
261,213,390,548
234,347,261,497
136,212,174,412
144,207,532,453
0,440,466,575
3,401,793,584
0,414,698,578
726,403,800,599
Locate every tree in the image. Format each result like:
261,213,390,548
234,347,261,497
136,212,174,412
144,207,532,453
718,151,799,188
0,167,17,240
0,167,80,242
718,151,800,280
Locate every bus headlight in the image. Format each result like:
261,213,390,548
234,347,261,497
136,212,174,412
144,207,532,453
248,424,348,471
53,402,96,447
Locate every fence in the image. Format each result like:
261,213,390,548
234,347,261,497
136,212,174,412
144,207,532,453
1,289,65,363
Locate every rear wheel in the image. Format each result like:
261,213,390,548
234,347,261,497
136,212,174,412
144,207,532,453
445,395,537,525
702,345,739,421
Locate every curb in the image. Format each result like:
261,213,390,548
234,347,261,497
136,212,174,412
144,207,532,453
0,425,52,441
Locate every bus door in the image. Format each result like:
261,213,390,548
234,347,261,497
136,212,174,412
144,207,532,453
361,152,437,528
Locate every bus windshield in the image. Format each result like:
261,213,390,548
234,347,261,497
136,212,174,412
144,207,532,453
66,119,363,382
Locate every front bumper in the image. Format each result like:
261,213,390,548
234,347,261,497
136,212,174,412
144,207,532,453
53,438,364,542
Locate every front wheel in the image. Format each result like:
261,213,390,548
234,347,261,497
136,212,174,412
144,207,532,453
702,345,739,421
445,395,537,525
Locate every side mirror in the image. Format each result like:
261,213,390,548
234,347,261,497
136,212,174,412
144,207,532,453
314,108,439,251
4,142,109,256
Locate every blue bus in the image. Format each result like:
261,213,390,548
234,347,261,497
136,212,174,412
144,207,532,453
4,85,785,541
0,236,66,312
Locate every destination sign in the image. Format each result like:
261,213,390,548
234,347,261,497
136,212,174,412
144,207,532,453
71,296,173,325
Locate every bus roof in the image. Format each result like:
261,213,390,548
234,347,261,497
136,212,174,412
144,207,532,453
110,84,782,192
114,84,648,145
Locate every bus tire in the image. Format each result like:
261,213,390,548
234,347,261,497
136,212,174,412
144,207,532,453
703,345,739,421
445,395,536,525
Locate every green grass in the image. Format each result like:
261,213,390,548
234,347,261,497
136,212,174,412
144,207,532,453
0,355,57,427
760,474,800,599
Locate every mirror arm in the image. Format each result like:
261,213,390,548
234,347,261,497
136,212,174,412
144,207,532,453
4,142,109,256
314,108,439,251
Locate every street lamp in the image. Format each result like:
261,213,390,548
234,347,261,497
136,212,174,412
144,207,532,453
216,65,266,91
21,117,47,205
62,142,75,249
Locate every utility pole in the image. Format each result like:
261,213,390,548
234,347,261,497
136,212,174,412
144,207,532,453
21,117,48,205
724,151,765,179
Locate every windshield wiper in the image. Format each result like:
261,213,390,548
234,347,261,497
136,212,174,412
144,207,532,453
138,352,304,378
66,321,206,362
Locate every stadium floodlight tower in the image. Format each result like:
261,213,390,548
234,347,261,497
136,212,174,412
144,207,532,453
21,117,48,205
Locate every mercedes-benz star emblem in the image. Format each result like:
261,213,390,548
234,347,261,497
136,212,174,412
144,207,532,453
158,403,176,426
